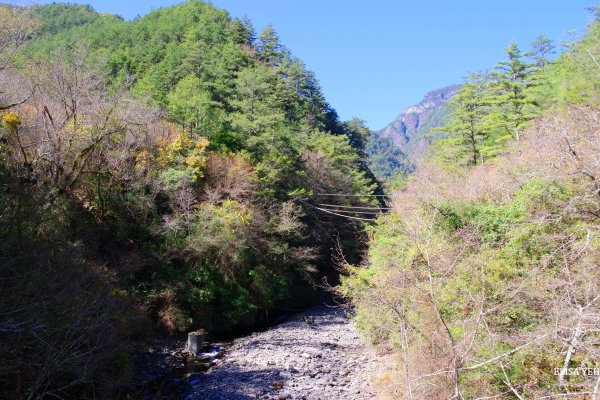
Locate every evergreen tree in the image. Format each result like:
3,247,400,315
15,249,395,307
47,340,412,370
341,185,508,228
542,7,600,106
491,42,539,142
229,65,287,149
258,24,284,67
343,118,370,158
167,75,223,136
230,16,256,46
529,35,555,68
442,72,493,166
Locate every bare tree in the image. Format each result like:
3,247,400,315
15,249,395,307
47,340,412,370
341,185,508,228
339,106,600,399
0,5,38,110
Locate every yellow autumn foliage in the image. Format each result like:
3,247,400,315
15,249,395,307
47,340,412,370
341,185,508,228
134,149,151,172
2,112,21,132
155,133,210,182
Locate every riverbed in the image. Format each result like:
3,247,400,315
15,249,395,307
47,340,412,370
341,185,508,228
183,305,380,400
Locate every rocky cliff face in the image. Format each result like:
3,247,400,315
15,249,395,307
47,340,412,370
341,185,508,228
377,84,460,158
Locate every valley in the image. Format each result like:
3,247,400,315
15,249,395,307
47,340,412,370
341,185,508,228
0,2,598,399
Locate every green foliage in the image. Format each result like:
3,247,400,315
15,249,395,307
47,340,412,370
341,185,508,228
30,3,103,35
167,75,224,136
343,118,370,157
529,35,555,68
542,10,600,106
230,16,256,46
436,72,496,166
435,196,526,244
184,200,253,273
435,40,546,167
4,0,380,372
366,132,414,183
304,130,377,197
229,64,286,139
339,16,600,398
257,24,285,66
490,42,540,141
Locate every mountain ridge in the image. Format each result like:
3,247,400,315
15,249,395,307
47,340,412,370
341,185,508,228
376,84,460,158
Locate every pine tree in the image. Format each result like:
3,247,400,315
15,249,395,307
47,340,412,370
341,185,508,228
529,35,555,68
441,72,493,166
229,65,286,141
258,24,284,67
343,118,370,159
167,75,223,136
278,57,328,127
230,16,256,46
491,42,539,142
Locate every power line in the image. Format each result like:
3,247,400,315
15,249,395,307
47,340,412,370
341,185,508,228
316,203,392,210
308,205,376,221
314,193,390,197
295,198,377,222
318,208,385,215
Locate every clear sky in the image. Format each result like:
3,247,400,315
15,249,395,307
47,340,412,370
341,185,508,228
28,0,597,129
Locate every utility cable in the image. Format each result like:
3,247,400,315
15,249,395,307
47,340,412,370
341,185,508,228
295,198,377,222
317,208,385,215
314,193,390,197
316,203,392,210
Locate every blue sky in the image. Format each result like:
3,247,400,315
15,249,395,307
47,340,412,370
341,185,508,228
29,1,597,129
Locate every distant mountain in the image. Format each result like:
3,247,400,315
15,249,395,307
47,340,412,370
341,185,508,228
377,84,460,159
366,133,414,183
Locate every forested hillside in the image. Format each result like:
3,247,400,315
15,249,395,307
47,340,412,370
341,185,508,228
0,2,380,398
340,8,600,399
366,133,414,188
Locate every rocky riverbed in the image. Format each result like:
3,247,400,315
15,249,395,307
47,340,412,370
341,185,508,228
184,306,381,400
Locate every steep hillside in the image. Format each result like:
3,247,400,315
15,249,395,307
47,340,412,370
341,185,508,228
376,84,459,159
340,9,600,400
0,2,380,398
